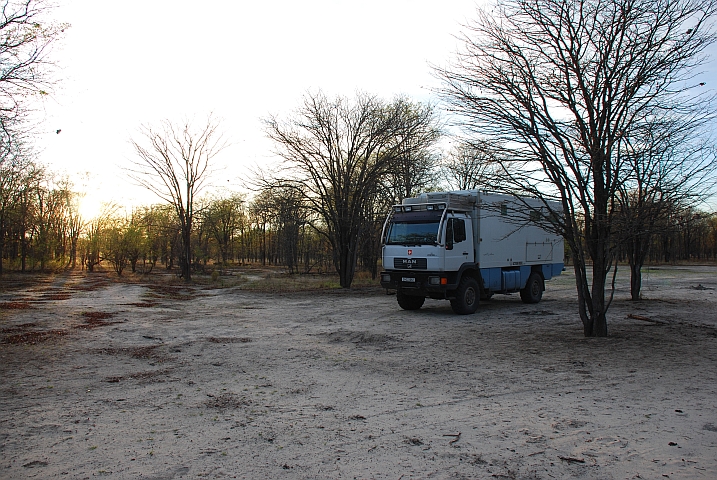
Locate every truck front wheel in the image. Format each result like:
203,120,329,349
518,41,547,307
520,272,544,304
450,277,480,315
397,291,425,310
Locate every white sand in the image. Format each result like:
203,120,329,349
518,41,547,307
1,265,716,479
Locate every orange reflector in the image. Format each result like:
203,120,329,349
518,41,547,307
440,277,448,285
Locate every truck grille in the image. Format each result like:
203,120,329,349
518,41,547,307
393,258,428,269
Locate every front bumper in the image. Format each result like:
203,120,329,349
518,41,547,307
380,270,459,297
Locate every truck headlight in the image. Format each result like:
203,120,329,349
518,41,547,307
428,276,440,285
381,274,391,283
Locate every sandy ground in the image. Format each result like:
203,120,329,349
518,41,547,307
1,265,717,479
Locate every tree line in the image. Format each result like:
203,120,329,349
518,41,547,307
2,127,716,279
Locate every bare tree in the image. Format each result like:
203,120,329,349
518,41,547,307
379,99,441,203
437,0,717,336
264,91,441,288
129,116,226,281
441,139,502,191
80,203,117,273
138,204,178,273
105,217,129,276
0,0,65,144
262,186,308,273
616,115,716,300
0,144,29,274
200,193,245,265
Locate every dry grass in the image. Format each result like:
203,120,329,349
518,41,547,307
95,345,172,363
2,329,69,345
239,274,339,292
229,268,380,293
144,284,196,300
40,292,72,301
0,301,35,310
73,311,120,330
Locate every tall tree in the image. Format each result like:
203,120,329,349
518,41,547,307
129,116,226,281
0,0,66,144
441,139,502,191
379,99,441,203
80,203,117,273
201,193,245,265
0,145,29,273
437,0,716,336
264,91,440,288
616,116,716,300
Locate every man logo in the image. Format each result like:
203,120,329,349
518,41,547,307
408,249,412,255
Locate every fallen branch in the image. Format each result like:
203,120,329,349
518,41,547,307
558,455,585,464
443,432,461,445
627,314,665,325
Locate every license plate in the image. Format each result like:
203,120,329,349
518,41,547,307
401,277,416,283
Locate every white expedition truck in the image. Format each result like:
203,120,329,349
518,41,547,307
379,190,564,314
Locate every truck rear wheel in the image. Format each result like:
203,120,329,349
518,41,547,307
520,272,544,304
450,277,480,315
397,292,425,310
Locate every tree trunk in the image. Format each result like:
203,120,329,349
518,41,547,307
574,261,593,336
630,262,642,301
588,225,610,337
627,234,651,301
338,247,357,288
20,231,27,272
68,236,78,268
590,265,609,337
335,227,359,288
182,231,191,281
574,254,609,338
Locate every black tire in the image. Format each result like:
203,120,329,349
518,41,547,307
520,272,544,304
450,277,480,315
397,291,425,310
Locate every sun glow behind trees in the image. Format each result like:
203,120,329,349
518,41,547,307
35,0,483,210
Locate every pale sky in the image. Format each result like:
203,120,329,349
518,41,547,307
36,0,482,217
33,0,716,217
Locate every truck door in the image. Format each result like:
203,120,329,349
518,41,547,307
444,214,474,271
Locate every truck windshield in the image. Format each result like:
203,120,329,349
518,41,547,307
385,210,443,245
386,220,440,245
